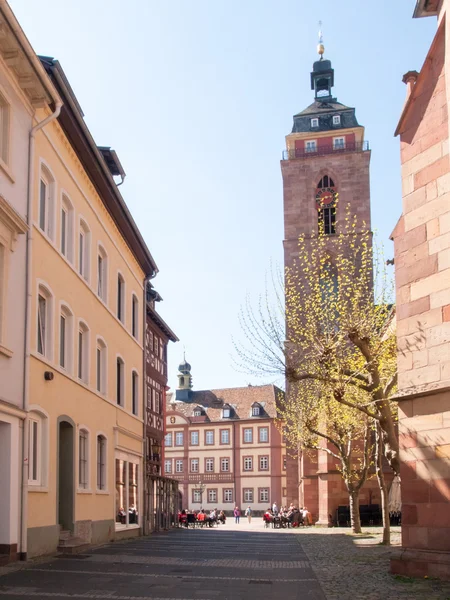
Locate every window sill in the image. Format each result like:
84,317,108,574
115,523,140,531
0,343,13,358
28,485,49,493
96,489,110,495
77,488,93,494
0,157,15,183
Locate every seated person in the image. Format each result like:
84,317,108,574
218,510,226,524
263,509,273,527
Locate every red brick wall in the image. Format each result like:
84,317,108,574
393,18,450,569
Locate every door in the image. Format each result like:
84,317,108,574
58,420,74,531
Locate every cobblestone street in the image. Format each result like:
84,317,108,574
1,525,450,599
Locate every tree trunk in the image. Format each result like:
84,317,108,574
349,489,362,534
375,422,390,545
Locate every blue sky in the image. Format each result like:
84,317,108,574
9,0,436,391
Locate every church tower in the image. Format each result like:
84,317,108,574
282,34,371,272
281,33,372,520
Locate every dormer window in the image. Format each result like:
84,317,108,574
193,408,202,417
223,408,230,418
333,115,341,125
252,405,261,416
311,118,319,128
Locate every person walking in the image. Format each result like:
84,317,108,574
245,505,252,524
234,506,240,524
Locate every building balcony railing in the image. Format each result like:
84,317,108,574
168,473,234,483
282,141,370,160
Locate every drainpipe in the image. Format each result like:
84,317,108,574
20,99,62,561
142,276,151,535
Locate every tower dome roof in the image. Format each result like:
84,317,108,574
178,360,191,375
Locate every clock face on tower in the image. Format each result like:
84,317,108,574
316,187,336,208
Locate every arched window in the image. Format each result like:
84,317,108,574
132,370,139,416
316,176,336,235
96,434,107,490
37,283,53,358
39,164,55,241
78,320,90,383
78,428,90,490
79,219,91,281
96,337,107,394
28,406,49,487
60,194,74,263
59,303,74,372
97,244,108,302
131,294,139,339
116,356,124,406
117,273,125,322
251,403,261,417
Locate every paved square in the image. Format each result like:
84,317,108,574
0,527,325,600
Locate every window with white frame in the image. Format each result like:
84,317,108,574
259,456,269,470
96,435,107,490
333,114,341,125
96,338,107,394
164,459,172,473
175,459,183,473
190,431,199,446
252,405,260,416
175,432,183,446
223,407,230,418
207,489,217,503
59,305,73,372
190,458,199,472
333,136,345,150
132,371,139,415
28,417,41,484
311,118,319,128
193,489,201,503
116,357,124,406
259,488,269,503
117,274,125,322
243,428,253,443
0,93,10,165
60,195,74,263
224,488,233,503
221,458,229,472
97,245,108,302
78,322,89,383
259,427,269,443
305,140,317,153
205,430,214,445
39,165,55,240
37,284,53,358
193,408,202,417
221,429,230,444
243,488,253,503
243,456,253,471
165,432,172,447
205,458,214,472
79,219,90,281
132,295,139,339
79,429,89,489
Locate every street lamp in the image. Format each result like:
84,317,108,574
151,440,161,463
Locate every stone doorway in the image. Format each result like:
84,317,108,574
57,419,74,532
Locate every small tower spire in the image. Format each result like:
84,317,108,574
317,21,325,60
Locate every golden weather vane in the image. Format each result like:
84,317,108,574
317,20,325,59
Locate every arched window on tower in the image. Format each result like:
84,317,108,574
316,176,336,235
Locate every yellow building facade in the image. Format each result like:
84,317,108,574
26,57,156,557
